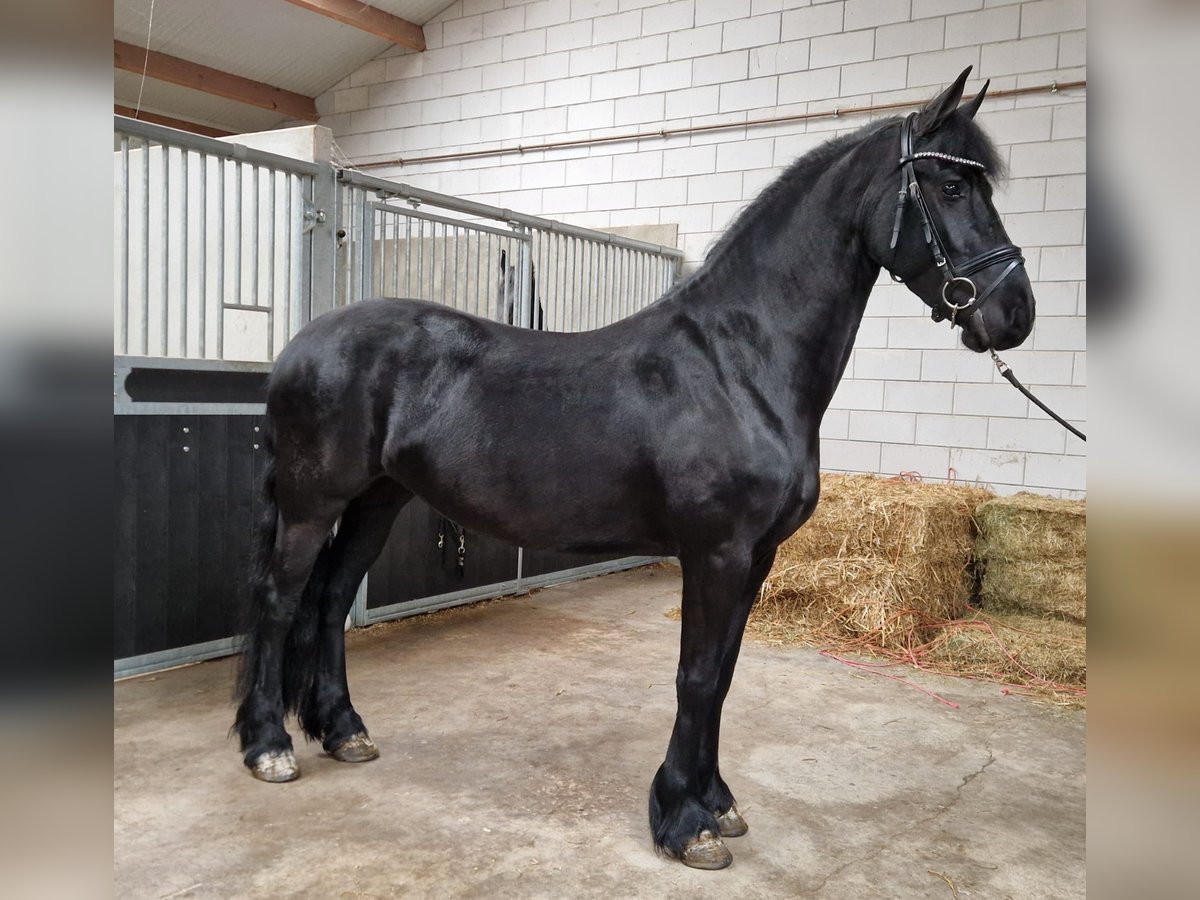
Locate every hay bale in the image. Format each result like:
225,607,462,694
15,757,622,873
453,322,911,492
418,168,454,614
781,474,993,563
975,493,1086,622
979,559,1087,622
925,611,1087,692
754,557,961,648
753,474,994,650
975,492,1086,560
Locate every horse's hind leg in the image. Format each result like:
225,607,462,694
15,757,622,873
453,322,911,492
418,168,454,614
649,544,753,869
299,479,411,761
235,499,344,782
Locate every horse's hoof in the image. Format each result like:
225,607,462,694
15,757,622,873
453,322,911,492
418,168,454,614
250,749,299,783
716,805,748,838
330,732,379,763
680,830,733,870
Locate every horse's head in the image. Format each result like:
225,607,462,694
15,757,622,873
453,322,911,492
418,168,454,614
865,67,1034,352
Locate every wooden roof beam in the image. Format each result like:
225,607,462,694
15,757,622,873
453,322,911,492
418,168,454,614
114,40,319,122
282,0,426,51
115,105,234,138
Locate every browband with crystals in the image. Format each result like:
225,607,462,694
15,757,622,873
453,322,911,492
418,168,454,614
896,150,987,169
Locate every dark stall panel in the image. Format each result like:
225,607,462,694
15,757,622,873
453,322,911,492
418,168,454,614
114,415,266,672
366,499,520,618
519,548,628,581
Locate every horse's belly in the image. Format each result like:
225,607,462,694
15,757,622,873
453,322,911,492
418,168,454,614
386,445,671,555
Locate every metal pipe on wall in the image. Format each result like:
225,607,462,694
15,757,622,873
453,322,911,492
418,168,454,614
351,80,1087,171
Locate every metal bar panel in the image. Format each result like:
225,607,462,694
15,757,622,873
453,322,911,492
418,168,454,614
116,116,322,176
371,203,522,242
338,169,683,259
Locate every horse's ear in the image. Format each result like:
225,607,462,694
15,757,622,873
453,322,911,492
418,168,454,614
961,78,990,120
915,66,973,135
500,249,507,271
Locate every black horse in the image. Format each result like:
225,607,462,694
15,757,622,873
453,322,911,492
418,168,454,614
234,69,1033,869
497,248,545,330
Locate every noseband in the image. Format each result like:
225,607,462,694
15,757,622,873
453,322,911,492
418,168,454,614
888,113,1024,328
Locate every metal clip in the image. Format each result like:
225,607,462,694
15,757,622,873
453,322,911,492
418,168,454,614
301,201,326,234
989,349,1010,375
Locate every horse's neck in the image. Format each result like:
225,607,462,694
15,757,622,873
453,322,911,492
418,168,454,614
669,143,884,422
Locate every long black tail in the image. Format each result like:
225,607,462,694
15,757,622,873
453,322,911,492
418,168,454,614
232,427,334,748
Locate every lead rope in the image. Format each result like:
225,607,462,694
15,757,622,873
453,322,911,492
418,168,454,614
988,349,1087,441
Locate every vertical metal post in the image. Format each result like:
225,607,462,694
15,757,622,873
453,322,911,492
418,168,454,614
234,160,243,310
179,149,188,357
198,152,207,358
309,164,337,319
453,224,462,312
216,158,225,359
266,168,276,360
250,166,260,310
516,227,533,329
360,196,374,300
119,135,129,354
406,212,414,299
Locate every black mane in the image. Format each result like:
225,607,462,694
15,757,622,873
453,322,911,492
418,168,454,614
699,110,1005,272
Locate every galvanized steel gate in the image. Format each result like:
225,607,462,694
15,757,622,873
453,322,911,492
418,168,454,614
113,116,682,677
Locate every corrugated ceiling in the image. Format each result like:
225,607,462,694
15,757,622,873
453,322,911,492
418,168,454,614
114,0,457,134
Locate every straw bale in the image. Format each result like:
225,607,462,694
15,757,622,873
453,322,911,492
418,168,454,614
753,556,965,648
753,474,994,650
980,558,1086,622
975,492,1086,621
925,611,1087,692
781,474,993,563
975,493,1086,561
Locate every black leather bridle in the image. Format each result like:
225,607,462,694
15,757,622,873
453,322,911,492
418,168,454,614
888,112,1025,328
885,112,1085,442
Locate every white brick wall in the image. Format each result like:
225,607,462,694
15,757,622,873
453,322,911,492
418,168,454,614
320,0,1086,496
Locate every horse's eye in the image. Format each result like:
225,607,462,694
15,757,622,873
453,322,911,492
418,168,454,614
942,182,963,199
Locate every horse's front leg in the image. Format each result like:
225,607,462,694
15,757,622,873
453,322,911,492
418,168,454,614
650,545,754,869
697,548,778,841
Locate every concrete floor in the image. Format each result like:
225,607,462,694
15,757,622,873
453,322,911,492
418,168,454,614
115,565,1085,899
